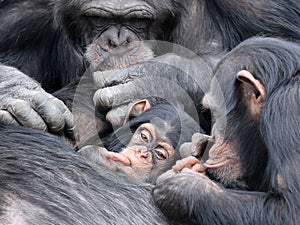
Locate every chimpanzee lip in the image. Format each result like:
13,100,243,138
203,158,232,169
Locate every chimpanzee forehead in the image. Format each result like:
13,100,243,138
150,117,173,133
70,0,177,19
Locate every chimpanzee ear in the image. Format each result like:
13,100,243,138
123,99,151,125
237,70,266,105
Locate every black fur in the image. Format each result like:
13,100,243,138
1,0,299,93
0,125,175,225
153,37,300,225
80,99,203,183
178,0,300,56
0,0,183,92
105,101,202,152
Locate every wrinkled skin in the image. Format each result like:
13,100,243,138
55,0,200,132
92,54,211,129
0,65,77,141
90,0,300,130
0,0,187,138
1,0,299,140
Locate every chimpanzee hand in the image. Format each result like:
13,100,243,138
153,156,206,184
172,156,206,174
0,65,76,140
179,133,212,158
93,54,210,127
153,166,221,223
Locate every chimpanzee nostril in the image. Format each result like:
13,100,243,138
108,39,118,48
118,27,137,45
98,26,139,51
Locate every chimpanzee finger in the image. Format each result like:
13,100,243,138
181,167,198,173
6,99,47,131
79,145,107,160
31,93,65,133
93,81,145,110
79,145,115,170
192,163,206,174
49,96,78,141
191,133,211,158
179,142,193,158
191,133,204,142
172,156,202,173
106,104,130,128
93,69,132,89
107,152,131,166
176,164,205,174
79,145,131,170
179,133,210,158
0,110,20,126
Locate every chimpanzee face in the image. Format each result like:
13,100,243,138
82,1,173,70
79,0,175,44
83,8,156,71
123,123,175,166
56,0,177,70
201,77,245,188
201,62,268,189
77,120,177,183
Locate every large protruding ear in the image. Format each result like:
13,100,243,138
236,70,267,114
123,99,151,125
237,70,266,104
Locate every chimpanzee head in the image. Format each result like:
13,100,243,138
54,0,183,70
202,37,300,190
105,99,202,183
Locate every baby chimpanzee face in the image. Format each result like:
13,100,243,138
121,122,175,169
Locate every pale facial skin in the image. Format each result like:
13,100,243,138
122,123,175,166
112,122,175,182
79,122,176,182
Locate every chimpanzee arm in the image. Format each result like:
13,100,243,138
0,65,77,140
93,54,212,129
153,171,267,225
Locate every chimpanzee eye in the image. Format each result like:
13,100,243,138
139,129,151,143
140,133,148,142
154,147,169,160
126,18,153,31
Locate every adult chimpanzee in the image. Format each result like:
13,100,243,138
0,125,176,225
1,0,299,137
79,99,204,183
0,0,190,136
152,37,300,224
90,0,300,128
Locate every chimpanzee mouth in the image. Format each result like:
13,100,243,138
203,158,232,169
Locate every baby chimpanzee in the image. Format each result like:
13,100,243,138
80,99,204,183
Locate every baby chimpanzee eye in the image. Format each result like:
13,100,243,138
139,129,151,143
154,147,169,160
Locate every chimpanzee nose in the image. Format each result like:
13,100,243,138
139,149,152,162
99,26,139,51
